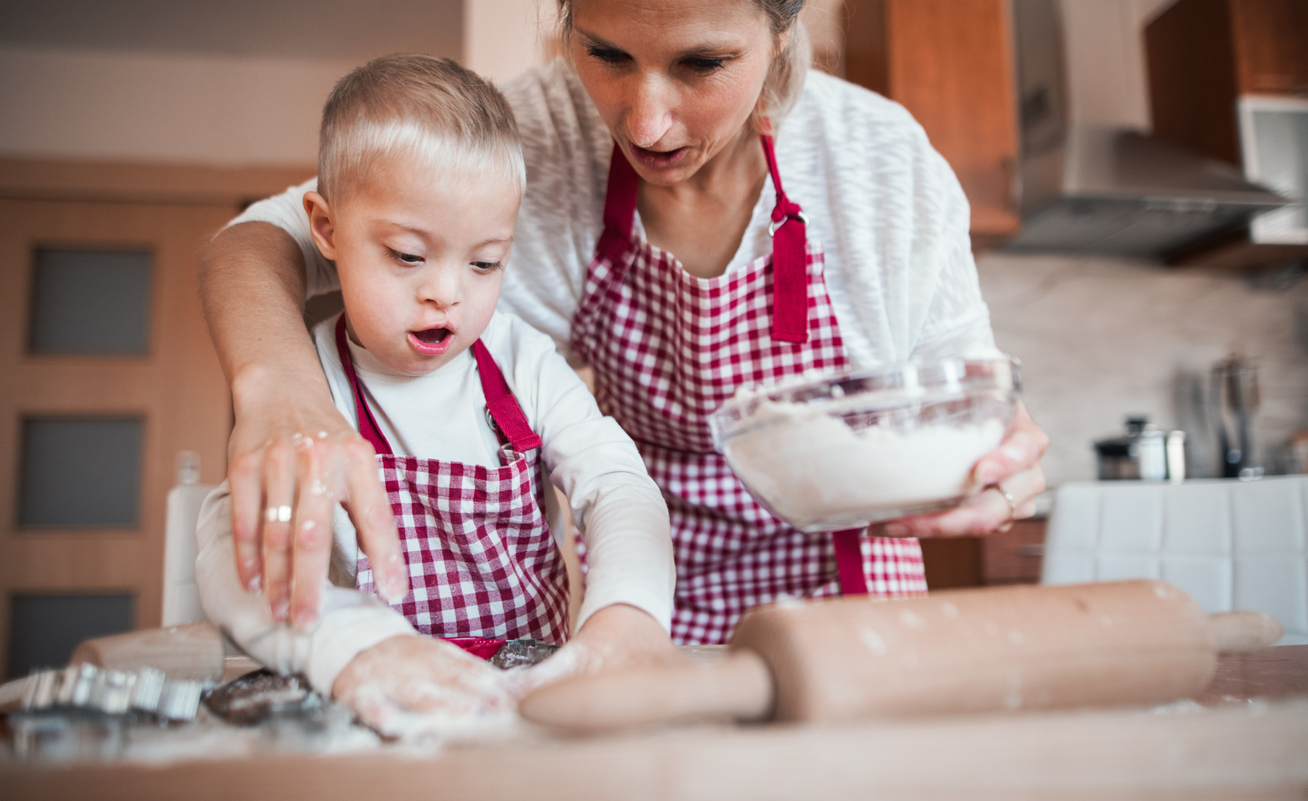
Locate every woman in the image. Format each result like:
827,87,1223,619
200,0,1048,666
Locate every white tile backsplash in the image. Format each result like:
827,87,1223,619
1162,484,1232,554
1044,477,1308,644
1099,484,1165,552
1232,478,1306,553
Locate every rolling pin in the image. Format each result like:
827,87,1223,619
519,580,1283,733
69,621,226,684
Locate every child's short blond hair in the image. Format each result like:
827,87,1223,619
318,54,525,204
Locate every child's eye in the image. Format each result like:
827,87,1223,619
473,261,503,272
387,248,422,265
586,45,629,66
683,56,727,73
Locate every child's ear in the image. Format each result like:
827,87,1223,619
303,191,339,260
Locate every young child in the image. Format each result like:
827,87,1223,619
194,55,675,730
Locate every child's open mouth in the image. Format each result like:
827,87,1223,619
408,327,453,355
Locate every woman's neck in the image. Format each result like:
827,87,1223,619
637,126,768,279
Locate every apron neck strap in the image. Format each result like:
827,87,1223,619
595,135,809,343
334,315,394,457
333,315,543,457
471,340,543,453
596,144,640,266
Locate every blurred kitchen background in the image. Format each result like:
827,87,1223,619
1,0,1305,674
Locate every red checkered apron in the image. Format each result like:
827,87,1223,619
337,317,570,648
571,136,927,645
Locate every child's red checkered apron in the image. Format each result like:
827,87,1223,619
571,136,927,645
337,317,569,646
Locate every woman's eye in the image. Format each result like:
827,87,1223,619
586,46,628,66
387,248,422,265
683,56,727,73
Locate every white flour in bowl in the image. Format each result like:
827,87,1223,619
723,402,1007,530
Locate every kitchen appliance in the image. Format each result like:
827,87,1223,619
708,357,1019,532
520,580,1282,734
1213,355,1262,478
1239,96,1308,247
1001,0,1289,258
1093,416,1186,482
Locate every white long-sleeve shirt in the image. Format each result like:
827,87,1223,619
232,61,998,368
196,310,674,694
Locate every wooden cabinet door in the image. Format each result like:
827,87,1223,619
0,198,232,677
844,0,1021,249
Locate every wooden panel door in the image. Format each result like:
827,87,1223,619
0,198,233,675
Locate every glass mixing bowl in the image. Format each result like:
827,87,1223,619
708,357,1021,533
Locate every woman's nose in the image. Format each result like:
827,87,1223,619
626,74,674,148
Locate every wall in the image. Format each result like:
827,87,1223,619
980,253,1308,484
981,0,1308,486
0,47,352,166
0,0,543,166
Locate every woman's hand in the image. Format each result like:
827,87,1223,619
332,635,514,736
509,604,685,696
225,374,409,628
198,222,408,630
880,401,1049,538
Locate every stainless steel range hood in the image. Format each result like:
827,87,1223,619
1000,0,1288,258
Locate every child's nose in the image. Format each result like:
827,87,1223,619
418,266,461,307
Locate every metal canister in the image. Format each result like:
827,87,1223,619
1094,416,1186,482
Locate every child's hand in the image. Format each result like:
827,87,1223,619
510,604,686,695
333,634,513,737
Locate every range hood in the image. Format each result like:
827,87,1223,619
1000,0,1288,258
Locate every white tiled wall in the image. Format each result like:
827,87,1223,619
1043,476,1308,644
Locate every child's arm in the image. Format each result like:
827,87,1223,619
502,320,680,685
195,483,509,725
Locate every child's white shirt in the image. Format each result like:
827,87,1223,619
195,310,674,694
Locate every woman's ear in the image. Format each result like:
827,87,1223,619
303,191,339,260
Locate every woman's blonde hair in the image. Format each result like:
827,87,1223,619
318,54,526,204
555,0,811,131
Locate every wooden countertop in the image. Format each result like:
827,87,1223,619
4,647,1307,800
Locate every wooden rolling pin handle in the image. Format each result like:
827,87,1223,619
1207,611,1283,654
518,651,774,734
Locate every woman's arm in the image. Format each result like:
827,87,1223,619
854,105,1048,539
197,222,408,627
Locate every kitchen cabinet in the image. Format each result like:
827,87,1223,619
1147,0,1307,168
920,517,1047,590
1146,0,1308,270
843,0,1021,251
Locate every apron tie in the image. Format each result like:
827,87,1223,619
761,134,810,344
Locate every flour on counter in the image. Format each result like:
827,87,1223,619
723,402,1007,530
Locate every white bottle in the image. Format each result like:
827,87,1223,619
162,451,216,626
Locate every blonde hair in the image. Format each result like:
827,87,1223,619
318,54,526,204
554,0,811,131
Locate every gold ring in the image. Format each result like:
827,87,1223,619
988,483,1017,530
264,505,292,524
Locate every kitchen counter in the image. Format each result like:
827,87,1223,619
4,647,1306,800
